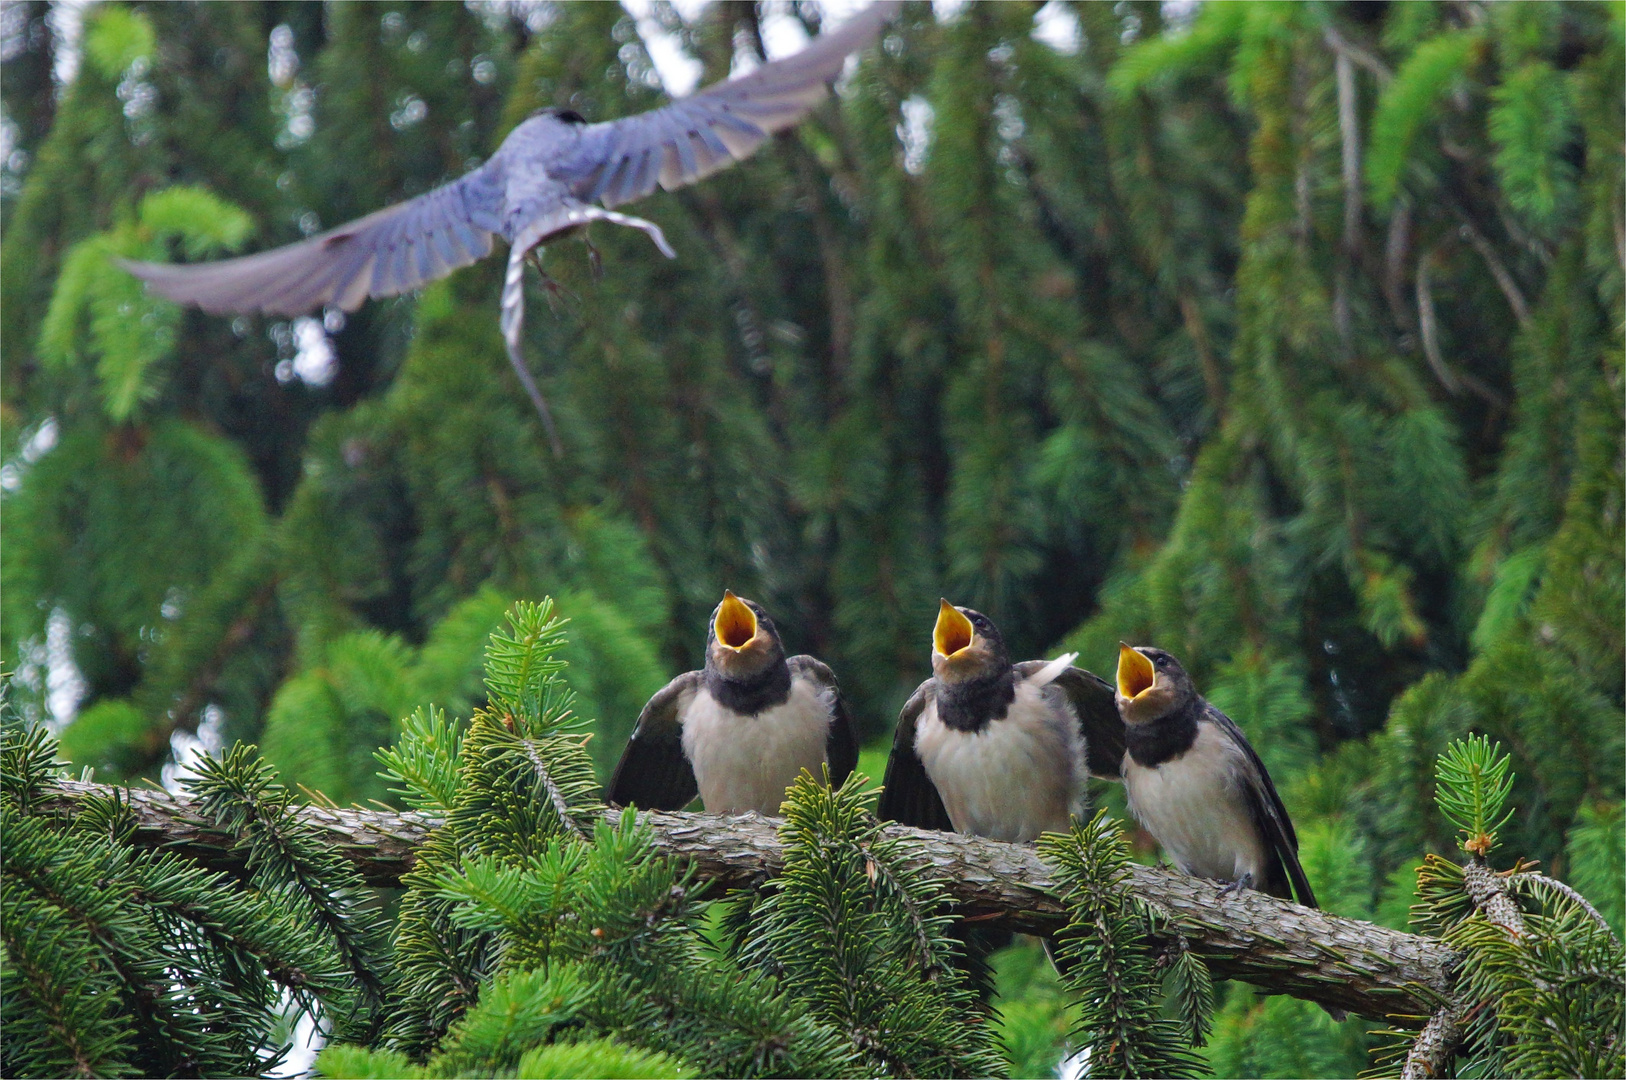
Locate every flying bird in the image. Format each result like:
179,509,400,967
607,590,858,815
878,600,1125,843
120,2,898,453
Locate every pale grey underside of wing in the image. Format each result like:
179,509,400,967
118,166,505,317
552,1,897,209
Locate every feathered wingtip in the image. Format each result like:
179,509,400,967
1028,651,1080,688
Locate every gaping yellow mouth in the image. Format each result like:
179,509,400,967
715,591,757,650
1117,643,1155,699
934,599,974,658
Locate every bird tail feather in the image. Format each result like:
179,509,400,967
499,237,563,456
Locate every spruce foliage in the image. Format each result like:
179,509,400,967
4,2,1624,1076
1040,812,1208,1080
1379,737,1626,1079
741,772,1007,1078
0,716,381,1077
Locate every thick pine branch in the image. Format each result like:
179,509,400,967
42,780,1454,1023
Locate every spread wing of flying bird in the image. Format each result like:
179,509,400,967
546,3,898,208
120,2,899,451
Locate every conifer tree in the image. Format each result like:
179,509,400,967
1377,736,1625,1078
1,707,388,1076
3,4,1622,1076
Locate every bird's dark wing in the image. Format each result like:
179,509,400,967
606,671,703,811
787,655,858,789
1016,661,1126,779
550,2,897,208
119,165,506,317
876,679,953,832
1204,702,1317,908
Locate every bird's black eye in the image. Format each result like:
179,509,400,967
1154,656,1167,668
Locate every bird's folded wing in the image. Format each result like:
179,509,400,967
787,655,859,788
1209,705,1319,908
552,1,898,209
118,165,505,317
607,671,704,811
876,678,954,832
1016,661,1126,779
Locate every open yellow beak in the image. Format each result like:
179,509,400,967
934,599,975,658
1117,643,1155,699
715,590,758,650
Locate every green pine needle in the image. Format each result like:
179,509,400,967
377,706,465,814
1433,735,1516,857
1039,811,1209,1079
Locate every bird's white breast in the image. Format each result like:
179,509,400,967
914,678,1083,844
680,679,832,815
1123,721,1266,883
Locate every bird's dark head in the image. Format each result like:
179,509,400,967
706,591,785,679
1115,644,1196,724
931,600,1010,684
529,106,588,125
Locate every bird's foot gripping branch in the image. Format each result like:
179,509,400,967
7,603,1621,1079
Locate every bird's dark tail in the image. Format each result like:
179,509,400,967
1040,935,1076,980
948,922,1011,1003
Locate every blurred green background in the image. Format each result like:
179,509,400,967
2,2,1621,1075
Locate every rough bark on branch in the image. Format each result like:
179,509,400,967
1403,857,1531,1076
1401,1003,1465,1080
42,780,1455,1024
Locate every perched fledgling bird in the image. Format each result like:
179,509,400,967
118,2,898,453
1113,643,1346,1021
608,591,857,815
1113,643,1318,905
878,600,1125,842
